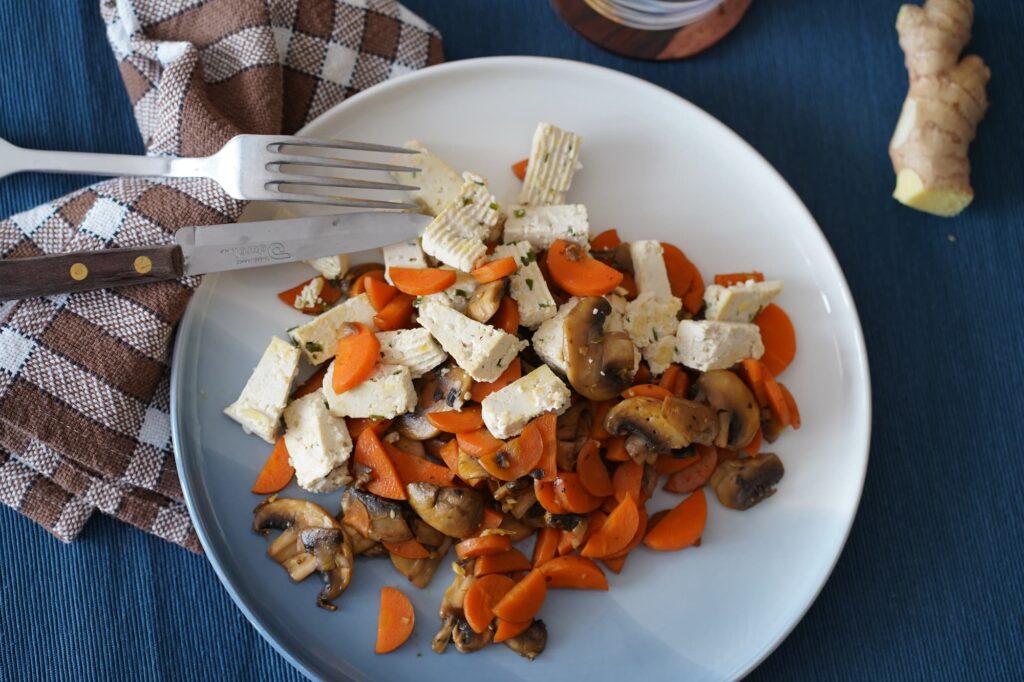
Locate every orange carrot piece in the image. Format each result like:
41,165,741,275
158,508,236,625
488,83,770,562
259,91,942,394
465,574,516,633
456,428,505,457
655,451,699,475
456,535,513,561
755,303,797,376
644,489,707,551
383,538,431,560
352,269,386,296
553,472,604,514
581,495,639,558
364,276,398,311
673,371,690,398
576,439,614,498
354,428,406,500
779,382,801,429
621,383,674,401
472,257,517,284
344,494,373,537
658,365,683,393
763,369,791,427
663,444,716,495
681,265,705,316
740,359,770,408
384,443,455,487
534,479,568,514
475,548,533,576
490,295,520,334
372,292,414,331
556,530,576,556
478,420,544,481
291,366,328,400
604,436,630,463
538,555,608,590
660,243,696,297
481,506,505,530
612,460,644,503
741,428,762,456
492,569,547,623
251,437,294,494
469,357,521,403
332,322,379,393
511,158,528,181
532,527,560,568
619,272,639,300
346,417,391,439
277,276,342,314
604,503,649,559
713,271,765,286
375,586,415,654
494,618,532,643
590,228,621,250
589,400,613,441
426,406,484,434
547,239,624,296
389,267,457,295
602,555,627,574
632,362,651,386
533,412,558,481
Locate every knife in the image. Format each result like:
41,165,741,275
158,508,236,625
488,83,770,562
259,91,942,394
0,212,432,300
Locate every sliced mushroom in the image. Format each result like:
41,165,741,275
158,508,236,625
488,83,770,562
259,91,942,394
433,616,457,654
394,412,441,441
545,512,589,549
341,489,413,543
466,279,506,323
299,527,354,610
411,517,447,550
605,396,719,463
457,452,490,483
453,617,494,653
710,453,785,510
341,522,382,556
565,296,637,401
504,619,548,660
332,262,386,302
591,243,633,273
253,497,339,534
391,536,453,589
695,370,760,450
407,482,485,539
556,439,581,471
556,401,588,440
499,513,536,542
429,366,474,411
760,407,787,444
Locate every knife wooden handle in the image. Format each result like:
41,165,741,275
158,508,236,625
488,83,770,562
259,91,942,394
0,245,184,300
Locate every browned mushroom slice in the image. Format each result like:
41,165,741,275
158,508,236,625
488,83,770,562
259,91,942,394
545,512,589,549
499,513,537,541
391,536,453,589
710,453,785,510
299,527,354,610
564,296,638,401
457,452,490,484
341,522,381,556
253,497,339,534
394,412,441,441
452,616,494,653
433,615,457,654
466,279,506,323
411,517,447,550
407,482,485,539
341,489,413,543
503,619,548,660
695,370,760,450
591,243,633,273
605,396,719,464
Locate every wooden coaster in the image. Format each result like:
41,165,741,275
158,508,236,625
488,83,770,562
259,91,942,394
551,0,753,61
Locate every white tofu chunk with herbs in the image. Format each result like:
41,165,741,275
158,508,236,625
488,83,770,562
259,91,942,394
224,337,300,443
703,279,783,323
416,299,526,382
306,254,348,280
289,294,378,365
490,241,557,328
383,239,428,284
605,293,628,333
519,123,582,206
283,393,352,493
624,292,682,348
293,277,324,311
674,320,765,372
629,240,673,301
642,336,678,376
422,269,478,312
322,362,417,419
481,365,572,439
376,328,447,378
389,140,463,216
421,220,488,273
502,204,589,249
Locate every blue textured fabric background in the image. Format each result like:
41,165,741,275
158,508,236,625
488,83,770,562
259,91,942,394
2,1,1023,680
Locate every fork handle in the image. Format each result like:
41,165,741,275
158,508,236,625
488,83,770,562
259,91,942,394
0,138,207,180
0,245,184,300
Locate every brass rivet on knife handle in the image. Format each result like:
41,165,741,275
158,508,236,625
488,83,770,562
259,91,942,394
69,263,88,281
134,255,153,274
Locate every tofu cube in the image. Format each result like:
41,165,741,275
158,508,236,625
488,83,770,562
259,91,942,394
283,393,353,493
481,365,572,439
519,123,582,206
490,241,557,328
629,240,673,301
416,299,526,382
642,336,677,376
322,362,417,419
306,254,348,280
224,337,301,443
376,328,447,378
389,140,463,216
422,268,479,312
383,239,428,284
288,293,378,365
624,292,682,348
531,297,579,374
674,320,765,372
292,276,324,311
502,204,589,249
703,279,783,323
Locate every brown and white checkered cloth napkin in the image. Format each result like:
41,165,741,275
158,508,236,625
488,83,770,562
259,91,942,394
0,0,442,552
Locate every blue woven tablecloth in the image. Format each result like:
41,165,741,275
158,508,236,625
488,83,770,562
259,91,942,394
2,1,1022,679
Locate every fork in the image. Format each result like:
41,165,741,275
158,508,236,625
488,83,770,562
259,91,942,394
0,134,419,210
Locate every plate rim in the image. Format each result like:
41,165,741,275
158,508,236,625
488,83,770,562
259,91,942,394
171,54,872,682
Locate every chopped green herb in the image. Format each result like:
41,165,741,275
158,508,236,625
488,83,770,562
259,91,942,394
370,415,386,421
538,302,552,308
304,341,323,353
513,208,526,219
652,329,659,341
324,401,330,410
286,325,299,333
525,278,534,291
519,250,537,267
489,202,500,211
455,289,468,298
412,296,423,307
473,179,484,186
543,152,550,163
497,357,504,367
392,370,402,376
462,197,473,206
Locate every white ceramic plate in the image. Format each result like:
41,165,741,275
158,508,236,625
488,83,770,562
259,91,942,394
171,56,871,682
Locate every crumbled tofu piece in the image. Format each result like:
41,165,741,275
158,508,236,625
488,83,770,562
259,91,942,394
531,297,580,374
703,279,784,323
376,328,447,378
605,294,628,333
421,221,487,273
674,320,765,372
289,294,378,365
481,365,572,439
624,292,682,348
642,336,677,376
389,140,463,216
283,393,352,493
416,299,526,382
322,362,417,419
224,337,300,443
519,123,582,205
422,269,479,312
502,204,589,249
383,239,428,284
293,276,324,311
306,254,348,280
489,241,557,328
629,240,673,301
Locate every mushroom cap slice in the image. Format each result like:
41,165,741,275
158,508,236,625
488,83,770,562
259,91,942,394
710,453,785,510
453,617,494,652
564,296,637,401
406,482,485,539
390,536,453,589
253,497,341,535
341,489,413,543
466,279,506,323
605,396,719,456
299,527,354,610
696,370,760,450
503,619,548,660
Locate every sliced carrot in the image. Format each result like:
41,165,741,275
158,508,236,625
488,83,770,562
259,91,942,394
469,357,521,403
644,489,707,551
621,383,674,401
437,438,462,476
492,569,547,623
457,534,513,560
291,365,328,400
658,365,682,393
372,292,414,331
534,479,568,514
383,538,431,560
589,400,613,441
475,548,532,576
755,303,797,376
532,527,560,568
376,586,415,654
604,503,648,559
632,362,651,385
511,158,528,181
612,459,644,503
364,276,398,311
490,295,520,334
673,371,690,398
660,243,696,297
533,412,558,481
763,369,791,427
494,618,532,643
538,555,608,590
251,437,294,494
389,267,457,295
347,417,392,439
619,272,639,300
547,239,624,296
602,555,627,574
605,436,630,462
576,439,614,498
682,265,705,316
590,228,621,250
332,322,380,394
663,444,716,495
354,428,405,500
646,509,670,533
426,406,484,434
465,574,516,633
581,495,639,558
352,269,386,296
384,442,455,487
713,271,765,286
553,472,604,514
741,428,762,456
779,382,801,429
456,428,505,457
740,358,770,408
655,451,699,475
481,506,505,530
472,257,517,284
556,530,575,556
478,420,544,481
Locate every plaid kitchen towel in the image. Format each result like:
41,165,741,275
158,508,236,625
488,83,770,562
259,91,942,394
0,0,442,552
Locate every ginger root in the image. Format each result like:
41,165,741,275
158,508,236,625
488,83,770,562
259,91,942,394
889,0,990,217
